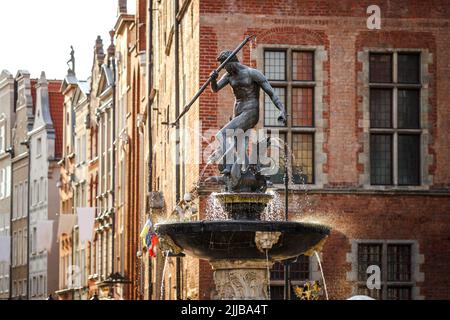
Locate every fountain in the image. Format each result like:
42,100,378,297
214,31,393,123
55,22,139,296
156,37,331,300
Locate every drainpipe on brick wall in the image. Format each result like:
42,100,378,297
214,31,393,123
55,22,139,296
174,0,182,301
147,0,154,300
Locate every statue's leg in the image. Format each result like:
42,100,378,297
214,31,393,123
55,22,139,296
219,111,258,174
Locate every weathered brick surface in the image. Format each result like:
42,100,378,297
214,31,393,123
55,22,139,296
299,192,450,299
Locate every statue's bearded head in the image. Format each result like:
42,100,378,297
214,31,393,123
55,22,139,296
217,50,239,73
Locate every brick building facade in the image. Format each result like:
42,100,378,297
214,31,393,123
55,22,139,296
147,0,450,300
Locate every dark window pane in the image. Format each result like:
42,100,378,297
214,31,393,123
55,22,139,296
358,244,382,281
370,53,392,83
387,245,411,282
265,51,286,80
398,89,420,129
270,286,284,300
292,134,314,184
398,135,420,185
398,53,420,84
270,261,285,281
387,286,412,300
290,256,310,280
292,87,313,127
271,257,309,281
292,51,314,81
370,135,392,185
370,89,392,128
264,87,286,126
358,286,382,300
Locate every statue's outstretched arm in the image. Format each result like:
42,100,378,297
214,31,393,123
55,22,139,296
210,70,229,92
252,69,287,124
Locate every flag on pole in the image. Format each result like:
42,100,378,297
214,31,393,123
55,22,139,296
148,233,159,257
140,219,152,247
140,219,158,256
0,236,10,263
36,220,54,253
76,208,96,243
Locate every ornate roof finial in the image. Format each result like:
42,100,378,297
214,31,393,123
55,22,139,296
95,36,105,67
107,30,116,62
38,71,47,85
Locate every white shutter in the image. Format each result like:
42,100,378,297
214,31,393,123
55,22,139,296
0,168,4,199
0,125,5,153
5,166,10,197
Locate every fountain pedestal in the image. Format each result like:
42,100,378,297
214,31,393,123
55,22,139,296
211,260,273,300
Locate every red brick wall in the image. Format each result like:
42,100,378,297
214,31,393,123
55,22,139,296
200,0,450,19
300,192,450,299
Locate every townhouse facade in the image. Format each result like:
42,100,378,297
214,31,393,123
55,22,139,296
0,70,14,299
28,73,63,299
10,71,35,299
114,0,149,300
56,69,79,299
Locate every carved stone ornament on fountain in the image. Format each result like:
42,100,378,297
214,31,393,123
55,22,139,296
211,260,273,300
158,234,183,255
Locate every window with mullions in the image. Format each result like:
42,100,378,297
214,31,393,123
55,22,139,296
270,256,310,300
357,243,413,300
264,49,315,184
369,52,422,186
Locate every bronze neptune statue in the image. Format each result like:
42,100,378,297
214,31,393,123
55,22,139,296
172,36,287,192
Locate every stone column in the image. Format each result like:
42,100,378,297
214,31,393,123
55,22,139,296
210,259,273,300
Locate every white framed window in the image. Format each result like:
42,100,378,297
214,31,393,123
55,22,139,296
39,275,43,296
82,134,86,163
17,184,22,218
17,280,21,297
36,137,42,157
0,168,4,199
24,181,28,217
18,230,22,265
23,279,27,297
13,185,17,219
23,228,27,264
32,227,37,254
12,232,17,266
4,166,10,198
34,180,38,206
40,177,44,203
0,121,5,154
32,276,36,297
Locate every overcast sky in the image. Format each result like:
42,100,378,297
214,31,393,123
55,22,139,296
0,0,136,80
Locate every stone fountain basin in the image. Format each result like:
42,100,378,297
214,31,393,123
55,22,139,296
155,220,331,261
